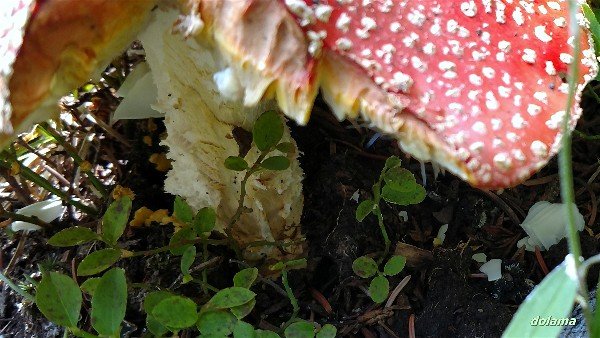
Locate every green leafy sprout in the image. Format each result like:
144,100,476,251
7,110,336,337
356,156,425,260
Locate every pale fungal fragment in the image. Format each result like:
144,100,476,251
12,199,65,232
479,259,502,281
517,202,585,251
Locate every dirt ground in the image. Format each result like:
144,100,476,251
2,86,600,337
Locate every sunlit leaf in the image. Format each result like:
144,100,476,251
173,196,193,224
225,156,249,171
316,324,337,338
77,249,122,276
356,200,376,222
253,111,284,151
260,156,290,171
169,226,196,255
502,262,577,338
48,227,99,247
233,268,258,289
152,296,198,330
102,197,132,244
352,256,378,278
284,320,315,338
369,275,389,303
193,207,216,234
208,287,256,310
383,255,406,276
36,272,82,327
91,268,127,336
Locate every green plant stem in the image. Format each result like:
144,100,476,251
124,238,227,258
0,210,49,228
225,151,269,257
37,123,108,198
0,271,34,302
191,279,219,293
281,269,299,329
561,0,592,332
226,152,268,230
372,170,391,264
0,159,97,215
374,208,390,264
201,236,210,294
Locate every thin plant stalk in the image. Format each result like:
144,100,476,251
560,0,592,331
281,269,299,329
0,271,34,302
0,159,97,215
37,123,108,197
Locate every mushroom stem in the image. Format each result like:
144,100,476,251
139,8,305,261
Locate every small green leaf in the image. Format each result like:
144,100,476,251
233,268,259,289
316,324,337,338
173,196,193,224
256,330,281,338
91,268,127,336
383,167,415,187
180,246,196,283
356,200,376,222
36,272,82,327
381,183,426,206
47,227,99,247
383,156,401,170
383,255,406,276
169,226,196,255
284,320,315,338
260,156,290,171
270,262,285,271
143,291,174,314
146,315,169,337
225,156,249,171
230,298,256,319
152,296,198,329
285,258,308,270
77,248,122,276
276,142,295,154
193,207,216,234
369,275,390,303
502,262,577,338
80,278,101,296
196,310,237,335
233,321,255,338
101,196,132,245
253,110,284,151
352,256,378,278
208,287,256,310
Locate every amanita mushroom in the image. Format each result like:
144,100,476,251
1,1,598,258
193,0,597,189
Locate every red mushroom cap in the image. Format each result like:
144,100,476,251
280,0,597,188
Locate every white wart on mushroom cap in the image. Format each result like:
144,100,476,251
281,0,597,188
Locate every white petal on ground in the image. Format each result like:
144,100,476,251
138,9,304,260
517,201,585,251
479,258,502,281
12,199,65,231
472,253,487,263
433,224,448,246
112,62,162,121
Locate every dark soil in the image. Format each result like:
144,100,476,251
2,87,600,337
